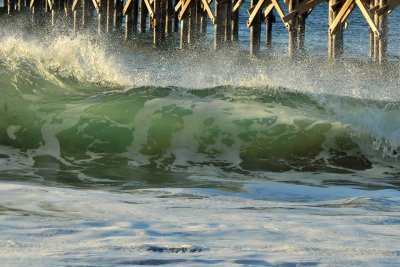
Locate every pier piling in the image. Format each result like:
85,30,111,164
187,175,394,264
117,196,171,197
0,0,396,63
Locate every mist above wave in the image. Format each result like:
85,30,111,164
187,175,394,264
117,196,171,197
0,33,134,87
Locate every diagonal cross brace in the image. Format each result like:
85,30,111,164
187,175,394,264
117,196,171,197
70,0,102,13
247,0,269,27
283,0,324,22
329,0,379,36
233,0,244,11
247,0,289,29
123,0,133,14
375,0,400,15
178,0,215,24
30,0,53,10
355,0,379,35
271,0,290,29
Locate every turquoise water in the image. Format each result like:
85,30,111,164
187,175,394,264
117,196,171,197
0,19,400,266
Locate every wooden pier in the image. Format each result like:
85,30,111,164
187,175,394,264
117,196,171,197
1,0,399,62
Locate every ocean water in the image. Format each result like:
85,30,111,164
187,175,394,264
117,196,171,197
1,8,400,266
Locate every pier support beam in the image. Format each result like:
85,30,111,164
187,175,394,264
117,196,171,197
188,0,197,46
174,0,179,32
152,0,167,46
249,0,261,55
31,0,46,26
214,0,224,49
180,0,189,48
178,0,214,49
265,13,275,52
166,0,173,35
113,0,123,31
17,0,25,13
378,0,388,63
139,0,148,32
232,0,239,41
200,0,208,35
214,0,234,49
328,0,344,59
97,0,106,34
124,0,139,39
8,0,16,15
297,13,306,55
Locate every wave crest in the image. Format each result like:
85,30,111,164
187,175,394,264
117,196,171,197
0,34,134,87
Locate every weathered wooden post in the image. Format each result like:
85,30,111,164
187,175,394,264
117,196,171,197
200,0,208,35
81,0,86,27
287,0,297,58
174,0,179,32
373,0,379,60
51,0,61,26
369,0,375,59
32,0,46,25
214,0,223,49
113,0,123,30
86,0,95,29
8,0,15,15
124,0,139,39
188,1,197,46
232,0,239,41
328,0,344,59
224,0,232,42
97,0,105,33
265,13,274,50
297,13,306,55
153,0,162,45
195,0,202,38
180,0,189,48
73,0,78,31
166,0,173,35
378,0,387,63
17,0,25,12
249,0,261,55
160,0,166,41
105,0,111,32
139,0,148,32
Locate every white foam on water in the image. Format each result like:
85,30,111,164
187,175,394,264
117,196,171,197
0,34,136,87
0,145,35,172
0,181,399,266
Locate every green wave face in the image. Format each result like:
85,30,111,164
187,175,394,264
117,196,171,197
0,74,379,175
0,34,399,187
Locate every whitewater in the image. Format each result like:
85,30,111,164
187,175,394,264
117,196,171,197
0,20,400,266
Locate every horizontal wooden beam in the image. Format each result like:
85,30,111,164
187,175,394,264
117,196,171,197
376,0,400,15
369,3,380,13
